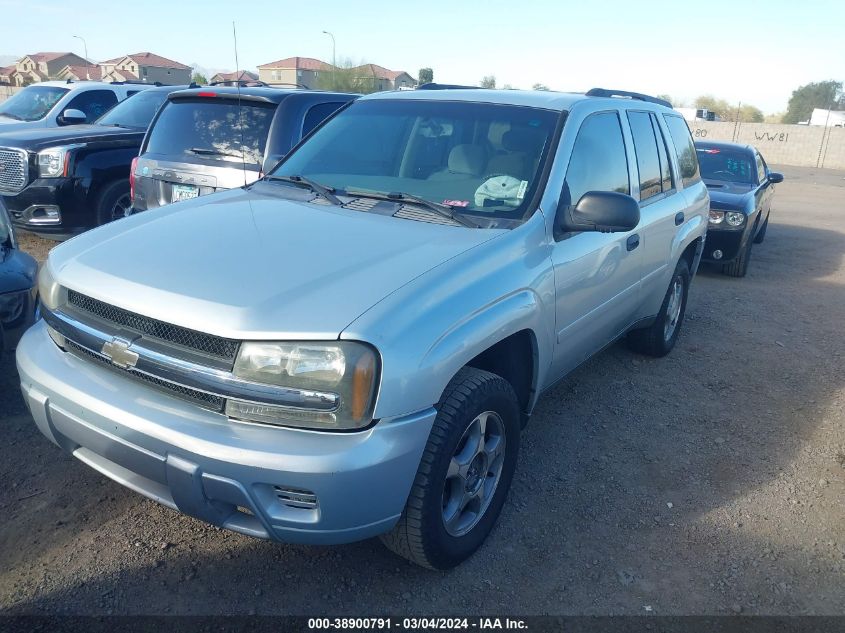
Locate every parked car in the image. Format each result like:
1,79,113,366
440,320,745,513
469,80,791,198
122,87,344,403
0,204,36,353
0,86,189,240
130,86,358,211
696,141,783,277
18,87,708,569
0,81,153,132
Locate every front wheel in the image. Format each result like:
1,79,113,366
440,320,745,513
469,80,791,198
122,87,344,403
627,258,691,357
380,367,520,570
753,216,769,244
722,235,753,277
95,180,133,226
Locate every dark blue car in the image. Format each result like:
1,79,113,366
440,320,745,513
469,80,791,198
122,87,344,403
696,141,784,277
0,203,36,352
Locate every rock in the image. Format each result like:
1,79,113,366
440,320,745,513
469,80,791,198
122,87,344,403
254,588,262,597
666,502,674,509
714,437,726,445
732,604,743,613
617,570,635,586
818,478,829,487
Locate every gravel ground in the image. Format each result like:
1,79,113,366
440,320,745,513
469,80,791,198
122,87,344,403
1,165,843,616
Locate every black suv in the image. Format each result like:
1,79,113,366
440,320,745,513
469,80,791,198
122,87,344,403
0,85,187,239
131,86,358,211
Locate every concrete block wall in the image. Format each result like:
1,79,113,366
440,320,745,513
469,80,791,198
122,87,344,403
686,120,845,170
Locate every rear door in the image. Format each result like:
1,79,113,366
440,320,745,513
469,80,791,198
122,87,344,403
549,109,643,379
134,96,277,210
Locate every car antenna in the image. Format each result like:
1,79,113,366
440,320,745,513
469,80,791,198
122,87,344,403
233,20,248,188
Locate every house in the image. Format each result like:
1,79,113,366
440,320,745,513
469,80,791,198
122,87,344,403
210,70,258,84
350,64,416,91
257,56,333,88
55,64,103,82
7,52,90,86
99,52,191,85
0,65,14,85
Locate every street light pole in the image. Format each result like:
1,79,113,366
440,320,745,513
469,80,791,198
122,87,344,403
73,35,89,79
322,30,336,89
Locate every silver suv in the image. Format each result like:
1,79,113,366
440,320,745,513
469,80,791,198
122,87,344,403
18,87,708,569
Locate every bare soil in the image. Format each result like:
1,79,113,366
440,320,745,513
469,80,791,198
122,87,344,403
1,165,843,615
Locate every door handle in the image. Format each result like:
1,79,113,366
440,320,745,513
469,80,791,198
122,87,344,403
626,234,640,251
675,212,685,226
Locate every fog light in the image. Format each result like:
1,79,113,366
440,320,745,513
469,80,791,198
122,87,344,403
22,205,61,225
712,250,723,260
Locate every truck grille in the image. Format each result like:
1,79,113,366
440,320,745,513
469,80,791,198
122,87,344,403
67,289,240,362
0,147,28,193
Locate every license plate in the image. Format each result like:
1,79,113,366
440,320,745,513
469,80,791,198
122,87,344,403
172,184,199,202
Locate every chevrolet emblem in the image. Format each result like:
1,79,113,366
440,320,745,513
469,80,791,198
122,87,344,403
101,337,139,369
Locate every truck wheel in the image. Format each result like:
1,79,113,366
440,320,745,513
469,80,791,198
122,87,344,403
722,236,753,277
95,180,132,226
753,216,769,244
627,258,690,357
380,367,520,570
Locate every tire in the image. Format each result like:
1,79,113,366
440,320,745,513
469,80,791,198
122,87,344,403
95,180,132,226
753,216,769,244
722,235,753,277
627,258,691,357
380,367,520,570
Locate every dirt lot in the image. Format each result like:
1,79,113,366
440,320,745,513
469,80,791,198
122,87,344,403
1,165,843,616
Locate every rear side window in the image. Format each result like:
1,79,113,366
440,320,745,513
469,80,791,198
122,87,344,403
145,99,276,166
563,111,629,207
302,102,345,137
663,115,700,187
65,90,118,122
652,113,674,192
627,111,661,200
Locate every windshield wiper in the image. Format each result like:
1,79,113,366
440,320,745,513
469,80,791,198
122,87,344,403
345,189,478,228
0,112,23,121
264,174,343,206
188,147,248,159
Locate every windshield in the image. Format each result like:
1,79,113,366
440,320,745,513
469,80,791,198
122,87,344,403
696,146,755,184
144,98,275,166
0,85,69,122
96,89,171,129
271,99,560,220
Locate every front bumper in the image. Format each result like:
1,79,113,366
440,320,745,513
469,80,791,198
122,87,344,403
16,320,435,544
701,228,747,263
3,180,90,239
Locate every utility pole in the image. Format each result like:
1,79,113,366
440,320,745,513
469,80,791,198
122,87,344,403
322,30,336,89
73,35,89,80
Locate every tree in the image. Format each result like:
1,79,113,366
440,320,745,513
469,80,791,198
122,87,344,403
532,83,549,91
317,59,381,94
418,67,433,85
192,72,208,85
694,95,764,122
656,94,674,105
783,80,843,124
480,75,496,89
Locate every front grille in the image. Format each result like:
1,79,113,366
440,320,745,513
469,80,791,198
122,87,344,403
273,486,318,509
0,147,28,193
65,339,226,412
67,290,239,362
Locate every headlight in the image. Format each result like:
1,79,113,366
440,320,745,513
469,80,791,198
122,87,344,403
37,147,72,178
709,210,725,224
37,260,62,311
725,212,745,227
227,341,379,430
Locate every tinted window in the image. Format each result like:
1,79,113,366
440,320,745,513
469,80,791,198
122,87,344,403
96,89,171,129
755,152,766,183
0,85,68,122
302,102,345,137
663,115,700,187
627,111,661,200
65,90,118,122
652,113,674,192
563,111,629,207
145,99,276,166
274,99,559,221
695,146,755,184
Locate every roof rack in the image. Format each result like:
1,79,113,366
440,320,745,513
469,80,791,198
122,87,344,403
417,83,481,90
109,80,163,86
585,88,671,109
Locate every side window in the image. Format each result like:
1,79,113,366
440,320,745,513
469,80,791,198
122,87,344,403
65,90,118,122
127,90,140,97
302,102,345,137
663,114,701,187
651,113,674,192
627,111,661,201
563,111,629,207
755,152,766,183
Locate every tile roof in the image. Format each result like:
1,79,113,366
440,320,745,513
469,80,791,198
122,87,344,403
62,64,103,80
0,65,14,76
352,63,412,81
27,52,73,63
212,70,258,82
257,56,332,70
101,52,191,70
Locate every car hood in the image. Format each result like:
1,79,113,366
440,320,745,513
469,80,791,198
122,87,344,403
0,117,45,132
0,247,37,294
49,188,506,340
704,179,754,211
0,124,142,150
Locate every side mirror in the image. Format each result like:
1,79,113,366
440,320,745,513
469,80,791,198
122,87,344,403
57,108,87,125
556,191,640,235
768,172,784,184
262,153,286,176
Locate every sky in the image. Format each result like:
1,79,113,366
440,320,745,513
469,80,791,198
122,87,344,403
1,0,843,114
